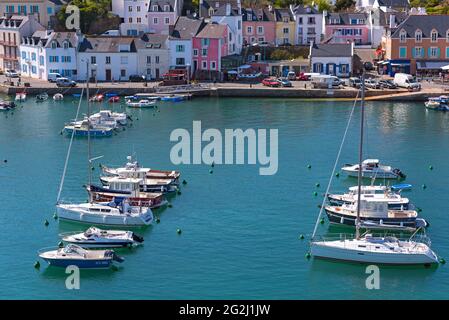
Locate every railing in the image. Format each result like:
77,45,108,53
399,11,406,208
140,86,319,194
312,231,432,246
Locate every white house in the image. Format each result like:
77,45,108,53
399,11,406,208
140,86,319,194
210,2,242,55
291,5,323,45
168,16,205,70
309,42,354,77
119,0,150,36
135,33,170,79
77,36,138,81
19,30,79,80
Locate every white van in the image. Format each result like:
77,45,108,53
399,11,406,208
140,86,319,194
48,72,62,83
311,75,342,89
393,73,421,90
102,30,120,36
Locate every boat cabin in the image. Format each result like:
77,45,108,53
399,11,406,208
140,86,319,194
107,177,142,196
362,159,380,168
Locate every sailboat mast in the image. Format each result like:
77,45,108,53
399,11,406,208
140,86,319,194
356,71,366,239
86,60,92,188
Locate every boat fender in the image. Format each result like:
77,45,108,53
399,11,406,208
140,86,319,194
307,164,312,169
440,258,446,264
44,219,49,227
320,218,325,224
34,261,40,269
335,172,340,177
313,192,318,196
429,165,433,170
168,203,173,208
316,183,320,188
340,216,344,224
209,169,213,174
380,219,383,225
305,252,311,259
299,234,305,240
156,217,161,223
422,184,427,190
176,228,182,235
177,190,182,195
182,179,187,185
3,159,7,163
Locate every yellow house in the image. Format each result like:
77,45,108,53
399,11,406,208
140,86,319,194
274,8,295,46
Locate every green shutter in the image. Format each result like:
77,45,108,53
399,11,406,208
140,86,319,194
437,47,441,58
412,48,415,58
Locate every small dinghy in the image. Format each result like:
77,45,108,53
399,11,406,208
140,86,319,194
38,244,124,269
425,96,449,111
61,227,144,248
161,94,188,102
36,92,48,102
126,99,155,108
391,183,412,191
15,92,26,101
341,159,406,179
0,100,16,111
89,94,104,102
108,96,120,103
53,93,64,101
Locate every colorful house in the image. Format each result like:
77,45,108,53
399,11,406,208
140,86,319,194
273,8,295,46
383,14,449,76
0,0,63,28
192,23,228,77
325,12,370,46
309,43,354,77
147,0,183,35
210,3,242,55
241,7,276,46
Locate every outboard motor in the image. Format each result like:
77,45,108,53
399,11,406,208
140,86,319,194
132,233,144,243
393,168,406,179
106,250,125,263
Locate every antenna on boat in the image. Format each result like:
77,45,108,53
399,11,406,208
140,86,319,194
356,70,366,240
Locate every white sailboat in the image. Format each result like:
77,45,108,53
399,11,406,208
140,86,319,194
310,73,439,265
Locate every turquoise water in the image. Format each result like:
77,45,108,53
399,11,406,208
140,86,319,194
1,96,449,299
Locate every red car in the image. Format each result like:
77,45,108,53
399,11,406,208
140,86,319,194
262,78,280,87
296,73,310,81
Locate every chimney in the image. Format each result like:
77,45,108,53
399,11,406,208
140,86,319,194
226,3,231,16
389,14,395,29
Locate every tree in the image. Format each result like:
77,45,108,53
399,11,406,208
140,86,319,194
315,0,332,11
334,0,355,11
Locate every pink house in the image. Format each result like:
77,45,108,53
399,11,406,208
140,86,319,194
325,12,370,45
242,7,276,45
192,23,228,73
148,0,182,35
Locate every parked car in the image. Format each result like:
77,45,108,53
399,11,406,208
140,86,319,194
378,79,397,89
295,72,310,81
48,72,63,83
262,77,280,87
129,75,146,82
349,77,362,88
287,71,296,81
277,78,292,87
364,78,380,89
5,69,19,78
56,78,77,87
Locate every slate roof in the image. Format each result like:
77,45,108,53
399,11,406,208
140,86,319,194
242,7,275,22
195,23,227,39
79,37,137,53
311,43,353,57
199,0,240,18
391,14,449,38
170,16,206,40
148,0,175,12
136,33,168,49
274,8,294,22
293,5,320,15
376,0,410,8
327,12,368,25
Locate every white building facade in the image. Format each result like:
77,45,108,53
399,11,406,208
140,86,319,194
210,3,242,55
119,0,150,36
136,33,169,79
292,5,323,45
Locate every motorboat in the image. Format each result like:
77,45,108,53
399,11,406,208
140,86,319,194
0,100,15,111
327,185,411,209
61,227,144,248
311,233,439,265
56,201,153,226
38,244,124,268
341,159,406,179
86,181,168,209
15,92,26,101
90,110,128,126
126,99,155,108
53,93,64,101
324,197,427,230
108,96,120,103
36,92,48,102
425,96,449,111
160,94,190,102
64,119,114,137
101,155,180,184
89,94,104,102
100,175,177,194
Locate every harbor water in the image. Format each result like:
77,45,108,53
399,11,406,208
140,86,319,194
1,96,449,299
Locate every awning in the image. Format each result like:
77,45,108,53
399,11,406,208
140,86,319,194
227,70,238,74
391,63,410,67
417,61,449,70
441,65,449,70
238,65,251,69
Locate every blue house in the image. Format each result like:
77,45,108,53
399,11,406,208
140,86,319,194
309,42,354,77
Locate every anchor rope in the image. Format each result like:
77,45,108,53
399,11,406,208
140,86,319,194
56,87,85,203
311,89,360,239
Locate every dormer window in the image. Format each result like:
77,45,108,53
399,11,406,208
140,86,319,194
164,5,170,12
209,8,214,16
152,5,158,12
415,29,422,42
431,29,438,42
399,29,406,43
51,41,57,49
446,30,449,42
215,2,219,8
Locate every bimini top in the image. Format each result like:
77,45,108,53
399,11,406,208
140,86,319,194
363,159,380,165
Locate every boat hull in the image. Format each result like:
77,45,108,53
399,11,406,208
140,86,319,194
57,206,153,226
311,241,438,265
341,167,400,179
99,177,177,193
327,195,410,210
64,127,113,137
40,256,113,268
62,240,134,249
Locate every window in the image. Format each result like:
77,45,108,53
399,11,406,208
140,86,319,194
431,29,438,42
298,17,303,24
121,69,126,77
415,30,422,42
155,56,159,64
62,56,71,63
39,56,44,66
51,41,57,49
413,47,423,58
63,41,69,49
21,51,26,59
399,47,407,58
18,5,26,14
210,61,216,70
283,28,289,34
201,38,209,46
50,69,59,74
146,56,151,64
247,26,253,34
238,20,241,30
429,47,439,58
137,6,141,12
176,57,185,65
137,18,141,23
283,17,288,23
153,18,158,24
91,56,96,64
22,64,27,73
399,29,406,43
49,56,59,62
128,6,132,12
202,61,207,69
308,17,315,24
164,5,170,12
202,48,207,56
257,26,263,34
176,45,184,52
258,37,264,42
129,18,133,23
446,47,449,58
340,64,348,74
165,17,170,24
47,7,52,15
120,56,128,64
193,49,198,56
31,66,37,74
30,5,39,13
106,56,111,64
153,5,158,11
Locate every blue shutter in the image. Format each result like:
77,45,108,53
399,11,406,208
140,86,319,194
412,48,415,58
428,47,431,57
437,48,441,58
422,48,425,58
313,63,316,73
325,63,329,74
